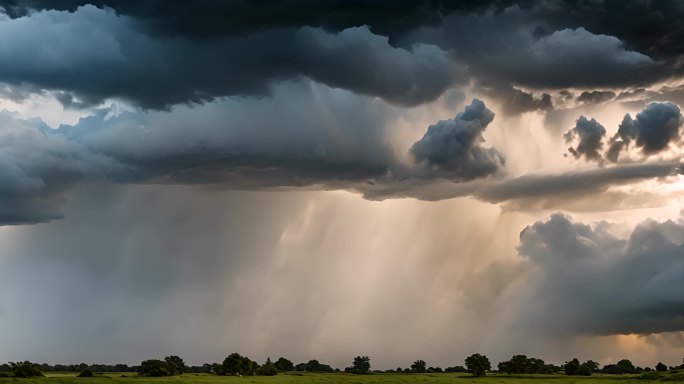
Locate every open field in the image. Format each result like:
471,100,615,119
1,372,681,384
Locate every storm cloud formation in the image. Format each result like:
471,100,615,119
410,99,504,179
0,5,463,109
0,1,681,110
608,102,684,162
2,0,684,368
564,116,607,162
518,213,684,335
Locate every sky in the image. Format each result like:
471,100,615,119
0,0,683,370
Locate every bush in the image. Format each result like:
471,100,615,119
138,359,170,377
639,372,663,380
78,369,94,377
0,372,10,378
11,362,43,378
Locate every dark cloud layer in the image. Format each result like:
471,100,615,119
0,1,681,110
0,90,510,225
0,6,463,109
517,213,684,335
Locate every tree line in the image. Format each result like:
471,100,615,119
1,353,683,378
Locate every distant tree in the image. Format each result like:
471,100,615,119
616,359,637,374
274,357,294,372
584,360,599,373
297,360,333,372
78,369,94,377
445,365,467,373
499,355,540,374
576,363,593,376
411,360,427,373
164,355,186,375
222,353,256,376
656,362,668,372
349,356,371,374
138,360,170,377
563,358,580,375
10,362,43,378
255,358,277,376
465,354,491,376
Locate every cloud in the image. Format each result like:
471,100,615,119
475,82,552,116
563,116,607,162
516,213,684,335
0,6,463,109
410,99,505,180
577,91,616,105
0,85,512,225
0,111,121,224
608,102,684,162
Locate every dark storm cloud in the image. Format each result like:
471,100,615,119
607,102,684,162
0,110,121,224
517,213,684,335
410,99,505,180
474,82,552,116
563,116,607,162
576,91,616,105
0,88,512,225
0,1,680,110
0,6,463,109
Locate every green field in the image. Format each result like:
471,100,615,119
1,372,681,384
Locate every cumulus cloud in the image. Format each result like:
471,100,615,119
410,99,505,180
0,6,463,109
516,213,684,335
608,102,684,162
564,116,607,162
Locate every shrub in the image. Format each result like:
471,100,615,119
11,362,43,378
78,369,94,377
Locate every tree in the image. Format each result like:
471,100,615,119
138,360,170,377
10,362,43,378
564,358,580,375
274,357,294,372
255,358,277,376
164,355,186,375
656,362,668,372
411,360,427,373
78,369,94,377
616,359,636,374
349,356,371,374
222,353,256,376
465,354,490,376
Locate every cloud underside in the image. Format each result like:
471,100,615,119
517,213,684,335
0,2,677,110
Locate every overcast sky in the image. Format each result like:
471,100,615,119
0,0,683,370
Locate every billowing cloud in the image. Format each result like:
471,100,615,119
564,116,607,162
517,213,684,335
608,102,684,162
410,99,505,180
0,6,463,109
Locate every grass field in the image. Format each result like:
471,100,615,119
1,372,681,384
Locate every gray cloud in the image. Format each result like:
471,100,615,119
410,99,505,180
475,82,552,116
577,91,616,105
0,6,463,109
0,87,512,225
608,102,683,162
563,116,607,162
517,213,684,335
